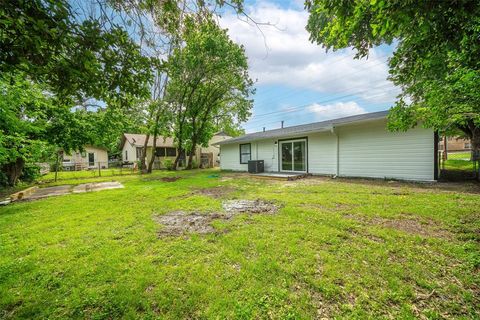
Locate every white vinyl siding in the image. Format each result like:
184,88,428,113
219,119,434,181
122,142,137,162
220,140,279,172
220,143,251,171
255,139,278,172
338,120,434,181
308,132,337,175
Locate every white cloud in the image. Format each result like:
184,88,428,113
306,101,366,120
219,2,400,103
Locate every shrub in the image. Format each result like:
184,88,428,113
20,164,40,182
163,159,174,170
0,171,8,187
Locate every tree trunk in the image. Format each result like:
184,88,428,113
139,133,150,173
471,130,480,180
173,147,184,170
3,157,25,186
147,113,161,173
147,134,157,173
186,137,198,170
186,149,195,170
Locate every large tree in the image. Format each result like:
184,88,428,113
105,0,253,173
0,74,90,186
305,0,480,164
0,0,153,185
166,15,253,170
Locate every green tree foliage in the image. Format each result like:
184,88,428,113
0,0,154,185
0,74,90,186
165,15,254,169
89,104,148,157
1,1,153,104
107,0,253,173
305,0,480,157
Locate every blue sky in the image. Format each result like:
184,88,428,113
219,1,399,133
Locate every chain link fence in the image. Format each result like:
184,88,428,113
42,161,140,181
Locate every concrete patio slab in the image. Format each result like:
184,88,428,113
27,185,72,200
17,181,124,201
72,181,124,193
249,172,310,181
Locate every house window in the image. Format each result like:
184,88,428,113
136,147,144,159
239,143,251,164
155,147,177,157
465,142,471,149
88,153,95,166
125,150,128,161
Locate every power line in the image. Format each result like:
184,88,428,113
252,55,391,106
248,82,395,121
243,93,396,131
244,84,396,128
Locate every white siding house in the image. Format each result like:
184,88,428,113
120,132,233,168
217,111,437,181
61,145,109,170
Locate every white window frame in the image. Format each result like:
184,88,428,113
279,138,308,173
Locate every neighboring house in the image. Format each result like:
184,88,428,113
201,131,232,167
217,111,437,181
120,133,229,168
438,136,471,152
61,145,109,170
120,134,176,168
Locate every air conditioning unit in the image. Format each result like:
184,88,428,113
248,160,264,173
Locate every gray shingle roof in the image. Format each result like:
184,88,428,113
216,110,389,145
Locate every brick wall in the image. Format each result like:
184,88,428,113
438,137,472,152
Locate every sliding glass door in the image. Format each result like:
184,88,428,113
280,139,307,172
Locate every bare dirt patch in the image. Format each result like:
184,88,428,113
142,175,184,182
154,211,224,237
344,214,452,239
222,199,280,215
195,186,235,199
155,199,280,237
161,176,181,182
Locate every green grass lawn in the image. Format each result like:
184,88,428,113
41,167,138,181
443,152,476,171
0,170,479,319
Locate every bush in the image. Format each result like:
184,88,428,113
163,159,174,170
190,159,199,169
0,171,8,187
20,164,40,182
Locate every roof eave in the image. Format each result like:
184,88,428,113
217,111,389,146
216,126,332,145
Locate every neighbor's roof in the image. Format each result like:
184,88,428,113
122,133,175,148
216,110,389,145
214,130,231,137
